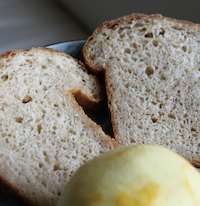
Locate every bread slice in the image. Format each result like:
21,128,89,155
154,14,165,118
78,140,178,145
83,13,200,166
0,48,118,205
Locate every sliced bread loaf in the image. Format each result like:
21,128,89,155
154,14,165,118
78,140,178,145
83,14,200,166
0,48,118,205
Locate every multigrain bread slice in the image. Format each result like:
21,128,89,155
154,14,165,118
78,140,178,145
0,48,118,206
83,13,200,166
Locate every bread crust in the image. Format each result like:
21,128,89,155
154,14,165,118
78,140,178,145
0,175,35,206
0,48,119,205
83,13,200,167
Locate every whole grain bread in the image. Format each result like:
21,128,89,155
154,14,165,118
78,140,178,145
83,13,200,166
0,48,118,205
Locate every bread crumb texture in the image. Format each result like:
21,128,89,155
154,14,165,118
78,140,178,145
0,48,114,205
85,14,200,163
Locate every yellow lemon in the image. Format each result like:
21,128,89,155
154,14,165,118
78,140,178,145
57,145,200,206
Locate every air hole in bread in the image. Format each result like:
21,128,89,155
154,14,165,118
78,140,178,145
130,139,136,143
53,164,61,171
56,65,61,69
183,113,187,118
42,65,46,69
125,82,130,88
139,97,144,103
139,27,147,32
144,32,153,38
120,33,125,38
54,103,58,107
43,151,47,156
1,74,8,81
10,53,16,57
37,124,42,134
69,129,76,135
26,59,32,64
159,103,163,109
90,54,95,60
15,117,23,123
53,125,57,130
72,155,76,159
159,28,165,36
135,22,143,27
5,59,11,63
22,95,32,104
41,109,46,119
132,42,137,49
38,162,44,168
191,127,197,132
43,86,47,91
118,27,124,33
152,40,159,47
145,66,154,76
128,69,132,74
137,125,143,129
182,46,187,52
151,117,158,123
168,113,176,119
192,133,198,137
145,88,151,93
124,48,131,54
146,52,151,57
160,74,167,80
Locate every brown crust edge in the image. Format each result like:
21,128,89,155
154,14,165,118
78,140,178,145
0,48,119,205
82,13,200,167
192,161,200,168
0,175,36,206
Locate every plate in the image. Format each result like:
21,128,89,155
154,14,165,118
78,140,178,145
47,40,85,58
0,40,111,206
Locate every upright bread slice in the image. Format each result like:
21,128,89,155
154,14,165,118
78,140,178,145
0,48,118,206
83,14,200,165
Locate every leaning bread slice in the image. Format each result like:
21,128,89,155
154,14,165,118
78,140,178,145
83,13,200,166
0,48,118,206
